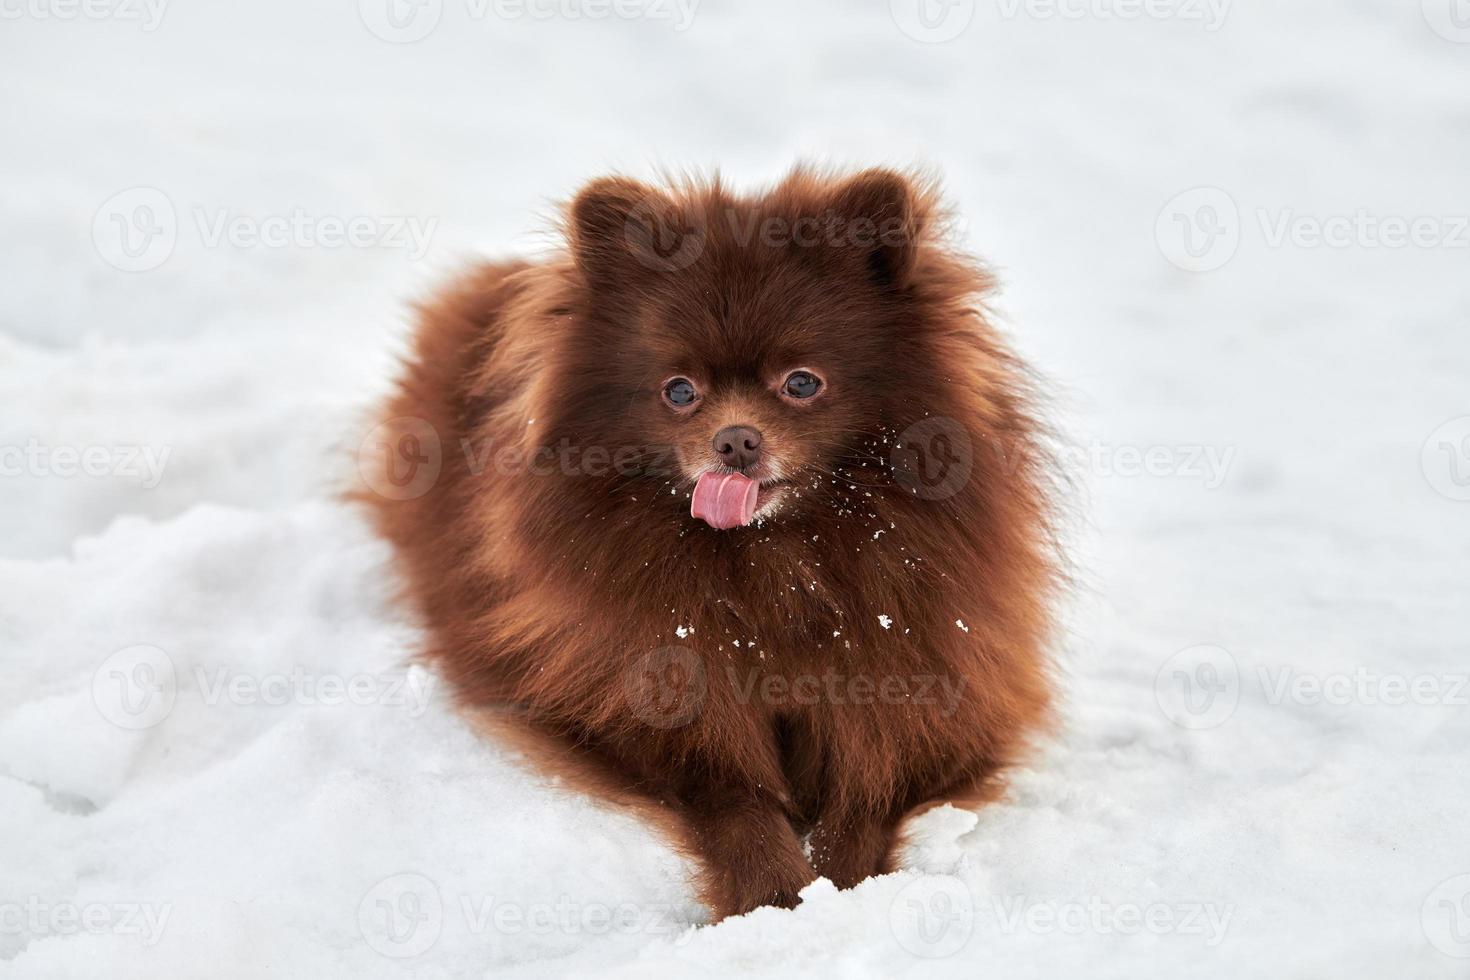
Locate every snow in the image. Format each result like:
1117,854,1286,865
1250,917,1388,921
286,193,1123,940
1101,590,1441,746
3,0,1469,976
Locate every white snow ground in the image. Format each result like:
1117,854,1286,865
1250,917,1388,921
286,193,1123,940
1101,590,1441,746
2,0,1469,976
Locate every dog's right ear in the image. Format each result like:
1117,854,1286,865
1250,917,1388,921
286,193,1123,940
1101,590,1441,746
568,177,705,284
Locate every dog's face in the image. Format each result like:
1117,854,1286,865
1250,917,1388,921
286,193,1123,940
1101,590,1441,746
551,169,941,528
627,260,890,523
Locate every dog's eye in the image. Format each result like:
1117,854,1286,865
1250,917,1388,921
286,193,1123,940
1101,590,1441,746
783,370,822,400
663,377,698,408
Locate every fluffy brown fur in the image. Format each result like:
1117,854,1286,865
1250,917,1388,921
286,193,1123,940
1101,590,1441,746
363,166,1058,920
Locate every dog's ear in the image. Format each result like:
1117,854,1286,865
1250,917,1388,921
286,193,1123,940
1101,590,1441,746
569,177,647,280
826,168,923,288
569,177,705,284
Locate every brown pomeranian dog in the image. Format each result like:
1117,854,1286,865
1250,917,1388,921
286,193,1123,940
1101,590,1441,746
363,166,1058,920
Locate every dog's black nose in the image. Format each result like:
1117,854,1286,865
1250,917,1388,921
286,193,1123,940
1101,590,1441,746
712,425,763,470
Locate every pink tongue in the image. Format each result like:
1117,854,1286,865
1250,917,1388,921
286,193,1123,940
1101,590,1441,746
691,472,759,529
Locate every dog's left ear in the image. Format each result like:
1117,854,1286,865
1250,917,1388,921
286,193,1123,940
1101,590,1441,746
826,168,923,288
568,177,705,286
